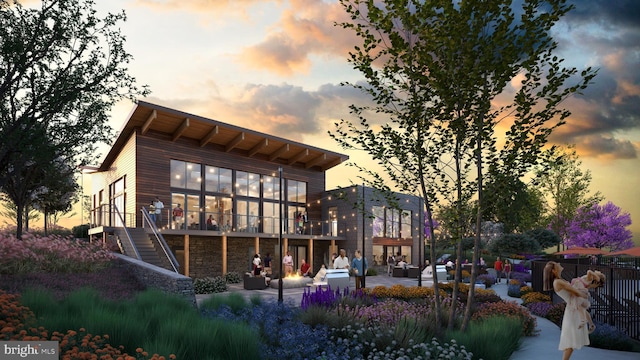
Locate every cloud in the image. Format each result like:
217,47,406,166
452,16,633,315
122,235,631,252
236,0,358,75
572,136,638,160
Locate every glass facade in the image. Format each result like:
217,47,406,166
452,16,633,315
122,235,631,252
372,206,412,239
170,159,306,233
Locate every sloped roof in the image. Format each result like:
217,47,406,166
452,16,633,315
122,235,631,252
99,101,348,172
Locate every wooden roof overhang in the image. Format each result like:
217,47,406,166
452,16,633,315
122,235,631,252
99,101,348,172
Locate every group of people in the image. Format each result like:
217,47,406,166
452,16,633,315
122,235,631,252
148,196,164,227
251,253,272,277
493,256,512,283
386,253,408,276
277,248,369,290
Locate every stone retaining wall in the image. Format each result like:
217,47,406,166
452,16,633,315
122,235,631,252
115,253,196,307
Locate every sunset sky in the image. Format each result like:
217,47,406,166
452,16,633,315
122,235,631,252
61,0,639,242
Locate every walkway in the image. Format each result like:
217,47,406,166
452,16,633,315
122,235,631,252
197,275,638,360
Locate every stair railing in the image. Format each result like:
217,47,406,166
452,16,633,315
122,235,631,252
141,207,180,273
112,204,141,260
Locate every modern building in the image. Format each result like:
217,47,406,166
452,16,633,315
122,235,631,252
88,101,423,277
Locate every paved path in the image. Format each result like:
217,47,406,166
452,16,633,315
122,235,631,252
197,275,639,360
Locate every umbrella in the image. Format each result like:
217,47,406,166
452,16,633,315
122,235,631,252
605,246,640,257
554,247,605,255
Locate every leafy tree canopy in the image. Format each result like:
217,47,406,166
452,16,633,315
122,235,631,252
0,0,149,237
564,202,633,251
489,233,541,256
525,227,562,250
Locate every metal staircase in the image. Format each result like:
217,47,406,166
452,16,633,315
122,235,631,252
115,227,172,269
111,205,180,273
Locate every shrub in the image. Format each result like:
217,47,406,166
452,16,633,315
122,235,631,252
366,267,378,276
472,300,538,336
507,284,521,298
510,271,531,284
224,271,242,284
519,286,533,296
589,321,635,351
526,301,554,318
477,274,495,288
365,284,442,300
545,302,566,326
193,276,227,294
474,291,502,304
521,292,550,306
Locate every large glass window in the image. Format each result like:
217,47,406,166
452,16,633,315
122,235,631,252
171,193,186,230
205,166,233,194
372,206,385,237
263,202,278,234
204,195,232,231
237,200,259,232
236,171,260,197
372,206,410,238
287,180,306,203
186,162,201,190
171,160,186,188
401,210,412,238
262,175,280,200
186,194,201,229
329,206,338,236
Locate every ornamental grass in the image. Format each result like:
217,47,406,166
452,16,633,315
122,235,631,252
0,290,174,359
447,316,522,360
0,231,115,274
20,288,259,359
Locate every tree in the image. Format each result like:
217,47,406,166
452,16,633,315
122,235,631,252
535,146,603,249
525,227,562,250
482,173,545,233
0,0,149,237
489,233,541,256
31,157,80,235
564,202,633,251
0,197,40,227
333,0,594,332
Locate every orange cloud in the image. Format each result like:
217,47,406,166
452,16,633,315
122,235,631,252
236,0,359,75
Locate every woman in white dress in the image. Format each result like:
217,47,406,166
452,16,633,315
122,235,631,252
543,261,599,360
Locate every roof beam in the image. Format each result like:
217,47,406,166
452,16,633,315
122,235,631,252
305,153,326,169
248,138,268,157
269,144,289,161
225,132,245,152
321,157,344,171
288,149,309,165
171,117,190,142
141,109,157,135
199,125,219,147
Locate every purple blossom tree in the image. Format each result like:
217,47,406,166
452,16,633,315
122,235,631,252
564,202,633,251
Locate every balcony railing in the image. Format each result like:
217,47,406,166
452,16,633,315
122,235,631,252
90,206,347,237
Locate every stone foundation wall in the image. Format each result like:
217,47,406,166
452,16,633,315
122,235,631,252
115,253,196,308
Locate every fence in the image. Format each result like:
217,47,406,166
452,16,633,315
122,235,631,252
532,259,640,341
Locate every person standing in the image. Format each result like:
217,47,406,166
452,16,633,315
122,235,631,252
504,259,512,282
252,254,262,276
333,249,350,270
172,204,183,229
351,250,368,290
387,253,395,276
263,253,272,276
148,201,156,224
543,261,592,360
283,250,294,276
153,196,164,227
494,257,503,284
